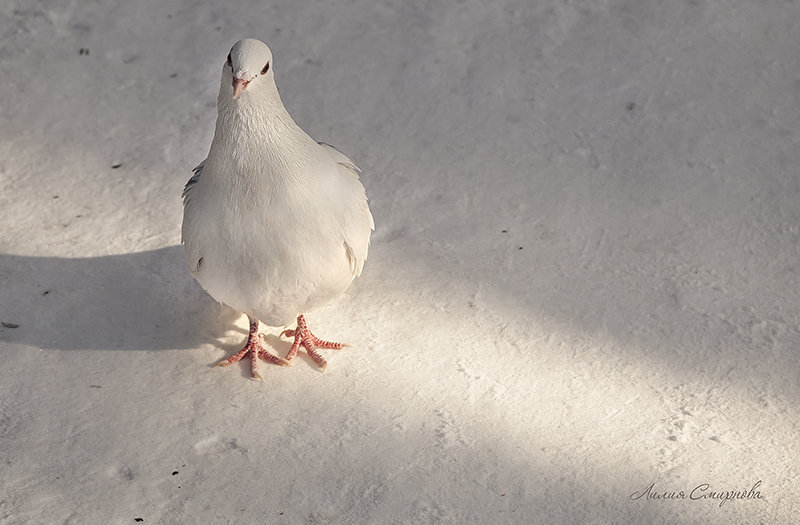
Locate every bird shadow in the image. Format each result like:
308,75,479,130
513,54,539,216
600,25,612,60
0,245,239,352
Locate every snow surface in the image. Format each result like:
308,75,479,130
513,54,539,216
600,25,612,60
1,1,799,523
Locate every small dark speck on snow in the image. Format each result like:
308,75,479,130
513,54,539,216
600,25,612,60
501,229,508,233
2,322,19,328
134,519,144,523
112,163,123,169
42,290,51,296
518,246,523,250
172,471,179,475
79,48,90,56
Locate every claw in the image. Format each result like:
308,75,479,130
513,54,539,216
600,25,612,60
217,316,288,379
258,349,290,366
282,314,346,370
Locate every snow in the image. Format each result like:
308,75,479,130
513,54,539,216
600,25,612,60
1,0,798,523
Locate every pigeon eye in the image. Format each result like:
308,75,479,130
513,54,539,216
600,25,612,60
226,53,232,67
260,62,270,75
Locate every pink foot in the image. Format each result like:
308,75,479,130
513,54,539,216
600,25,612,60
280,314,348,371
217,316,289,380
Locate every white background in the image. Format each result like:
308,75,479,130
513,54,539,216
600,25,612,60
1,1,798,523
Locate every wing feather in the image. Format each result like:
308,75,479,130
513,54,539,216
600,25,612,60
319,142,374,277
182,160,205,204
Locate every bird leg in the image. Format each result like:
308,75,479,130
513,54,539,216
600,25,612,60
280,314,348,372
216,316,289,380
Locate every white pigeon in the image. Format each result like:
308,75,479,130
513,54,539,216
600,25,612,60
182,38,374,380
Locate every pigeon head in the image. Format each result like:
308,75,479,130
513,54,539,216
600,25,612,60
223,39,275,99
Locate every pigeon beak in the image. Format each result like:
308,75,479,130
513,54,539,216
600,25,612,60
232,78,250,99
